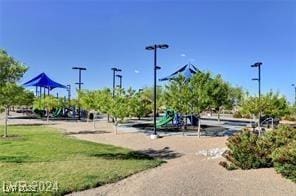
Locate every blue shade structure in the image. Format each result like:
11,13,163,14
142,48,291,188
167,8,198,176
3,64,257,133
159,63,198,81
23,72,67,90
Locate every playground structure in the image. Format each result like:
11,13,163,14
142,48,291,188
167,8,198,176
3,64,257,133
156,109,199,128
157,64,200,130
23,72,81,120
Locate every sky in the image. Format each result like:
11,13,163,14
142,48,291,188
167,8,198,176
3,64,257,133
0,0,295,101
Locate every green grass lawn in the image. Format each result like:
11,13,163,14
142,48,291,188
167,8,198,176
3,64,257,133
0,125,163,195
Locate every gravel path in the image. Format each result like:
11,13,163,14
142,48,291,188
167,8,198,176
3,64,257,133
2,116,296,196
62,120,296,196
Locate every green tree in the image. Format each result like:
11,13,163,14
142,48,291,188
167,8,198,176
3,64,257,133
128,90,151,119
14,89,34,115
35,96,59,123
240,91,289,119
227,86,244,109
208,75,230,122
163,72,214,136
80,90,101,127
97,88,112,115
0,49,28,137
0,84,28,136
0,49,27,84
109,89,130,134
142,86,163,114
17,89,35,107
189,71,213,115
163,75,192,116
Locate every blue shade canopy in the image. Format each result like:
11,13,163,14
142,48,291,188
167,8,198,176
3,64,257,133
159,63,199,81
23,72,67,90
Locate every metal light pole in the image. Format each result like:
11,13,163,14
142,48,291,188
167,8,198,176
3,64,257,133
110,67,122,122
67,84,71,103
145,44,169,138
251,62,262,132
292,84,296,105
111,68,122,97
72,66,87,120
116,74,122,88
35,86,38,97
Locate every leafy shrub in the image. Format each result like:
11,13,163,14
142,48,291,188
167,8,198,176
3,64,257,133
222,126,296,170
263,125,296,148
233,111,242,118
272,141,296,182
222,129,270,169
282,115,296,122
233,111,252,119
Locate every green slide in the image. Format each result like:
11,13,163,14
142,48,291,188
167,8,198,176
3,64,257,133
53,108,62,117
157,110,175,128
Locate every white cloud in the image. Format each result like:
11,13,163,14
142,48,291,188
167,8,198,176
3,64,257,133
134,70,140,74
180,53,186,57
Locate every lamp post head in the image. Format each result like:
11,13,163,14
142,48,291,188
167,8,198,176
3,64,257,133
158,44,169,49
145,46,155,50
72,66,86,70
251,62,262,68
145,44,169,50
111,67,122,72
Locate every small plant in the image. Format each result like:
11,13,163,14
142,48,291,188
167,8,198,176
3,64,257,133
272,141,296,183
233,111,242,118
222,129,269,169
221,126,296,183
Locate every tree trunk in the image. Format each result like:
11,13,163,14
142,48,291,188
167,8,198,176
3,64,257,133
217,108,221,122
197,117,201,138
3,107,8,137
46,109,49,123
93,113,96,129
114,118,118,135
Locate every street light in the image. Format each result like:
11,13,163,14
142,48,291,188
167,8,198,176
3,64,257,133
145,44,169,138
110,67,122,122
116,74,122,88
72,66,87,120
66,84,71,103
292,84,296,105
251,62,262,132
111,68,122,97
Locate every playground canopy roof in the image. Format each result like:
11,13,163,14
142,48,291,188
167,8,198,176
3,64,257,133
159,63,199,81
23,72,67,90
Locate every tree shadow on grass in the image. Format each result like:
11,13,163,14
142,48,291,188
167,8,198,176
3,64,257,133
65,130,110,135
0,134,26,141
9,123,49,127
0,155,30,163
88,147,182,160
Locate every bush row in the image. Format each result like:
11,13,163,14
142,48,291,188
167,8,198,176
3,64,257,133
220,126,296,182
